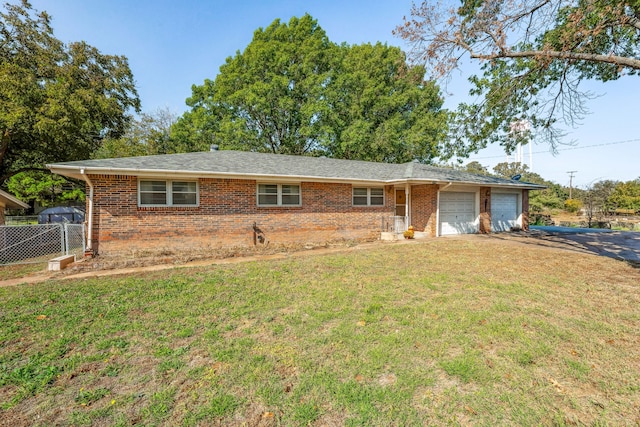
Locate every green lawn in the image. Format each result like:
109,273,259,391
0,263,46,281
1,239,639,426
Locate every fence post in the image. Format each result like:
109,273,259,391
58,224,64,256
64,223,69,255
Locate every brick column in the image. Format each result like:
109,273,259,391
522,190,530,231
479,187,491,233
410,184,438,237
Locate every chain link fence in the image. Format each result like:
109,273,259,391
4,215,38,225
0,223,85,265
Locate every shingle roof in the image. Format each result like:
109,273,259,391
48,150,545,189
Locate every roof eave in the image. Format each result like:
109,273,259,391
47,165,389,186
48,165,547,190
386,177,545,189
0,189,29,209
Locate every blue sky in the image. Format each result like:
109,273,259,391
29,0,640,187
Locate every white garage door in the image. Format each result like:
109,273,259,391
439,192,478,235
491,193,518,232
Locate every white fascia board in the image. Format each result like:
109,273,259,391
48,164,544,190
47,165,388,187
386,178,542,190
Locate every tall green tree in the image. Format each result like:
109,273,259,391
174,14,334,155
492,162,566,212
324,43,447,163
395,0,640,157
581,179,619,225
174,15,448,162
0,1,140,183
6,170,84,207
608,178,640,212
95,108,178,159
464,161,489,175
492,162,529,180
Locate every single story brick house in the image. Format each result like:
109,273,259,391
0,189,29,225
48,150,544,256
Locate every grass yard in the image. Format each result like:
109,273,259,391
0,238,639,426
0,263,46,281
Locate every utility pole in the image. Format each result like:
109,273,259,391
567,171,577,199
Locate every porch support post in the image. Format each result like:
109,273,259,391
405,186,410,228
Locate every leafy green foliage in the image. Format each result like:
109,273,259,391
0,1,140,182
174,15,447,162
6,170,84,206
94,108,177,159
608,178,640,212
491,162,566,212
491,162,529,180
581,179,618,222
463,161,489,175
564,199,583,214
174,15,334,155
324,43,447,163
580,178,640,221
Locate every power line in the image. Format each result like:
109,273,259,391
468,138,640,161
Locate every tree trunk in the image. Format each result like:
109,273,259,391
0,130,11,178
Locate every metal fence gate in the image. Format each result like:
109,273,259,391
0,223,85,265
381,216,408,233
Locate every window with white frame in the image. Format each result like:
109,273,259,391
353,187,384,206
139,180,198,206
257,183,301,206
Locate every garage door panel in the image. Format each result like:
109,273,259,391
439,192,478,235
491,193,518,232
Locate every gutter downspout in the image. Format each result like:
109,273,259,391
436,182,453,237
80,169,94,255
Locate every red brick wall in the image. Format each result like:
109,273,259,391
522,190,529,231
87,175,395,255
410,184,438,237
479,187,491,233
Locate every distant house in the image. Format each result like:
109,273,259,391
0,189,29,225
48,150,544,256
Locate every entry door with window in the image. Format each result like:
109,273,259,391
395,190,406,216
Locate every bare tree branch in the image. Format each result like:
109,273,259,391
395,0,639,156
470,49,640,70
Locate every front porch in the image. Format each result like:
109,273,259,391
380,215,429,241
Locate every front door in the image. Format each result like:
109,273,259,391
395,190,406,216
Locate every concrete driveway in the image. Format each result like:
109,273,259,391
524,226,640,265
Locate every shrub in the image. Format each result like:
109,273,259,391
564,198,582,214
